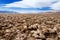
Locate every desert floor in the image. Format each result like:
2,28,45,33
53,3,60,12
0,14,60,40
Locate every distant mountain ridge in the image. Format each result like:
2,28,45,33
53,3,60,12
0,11,17,14
0,10,60,14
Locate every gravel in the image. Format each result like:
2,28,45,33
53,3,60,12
0,14,60,40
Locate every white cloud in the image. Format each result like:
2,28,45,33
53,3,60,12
50,2,60,10
4,0,57,8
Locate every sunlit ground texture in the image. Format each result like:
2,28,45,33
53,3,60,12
0,13,60,40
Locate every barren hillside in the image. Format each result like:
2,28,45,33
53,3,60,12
0,14,60,40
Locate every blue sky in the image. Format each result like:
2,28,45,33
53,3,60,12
0,0,60,13
0,0,20,4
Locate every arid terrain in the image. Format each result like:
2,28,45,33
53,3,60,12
0,13,60,40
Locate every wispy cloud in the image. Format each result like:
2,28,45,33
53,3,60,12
50,2,60,10
0,7,53,13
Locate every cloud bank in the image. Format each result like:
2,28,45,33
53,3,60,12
4,0,57,8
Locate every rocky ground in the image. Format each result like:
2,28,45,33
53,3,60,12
0,14,60,40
